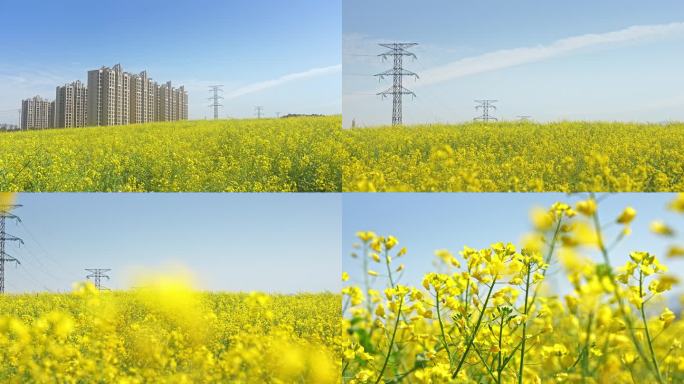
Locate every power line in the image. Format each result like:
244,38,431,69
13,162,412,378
375,43,419,126
474,100,498,122
17,221,81,281
208,85,224,120
85,268,111,291
0,204,24,294
255,106,264,119
17,264,53,293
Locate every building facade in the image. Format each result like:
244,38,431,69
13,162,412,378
88,64,187,126
87,64,131,126
55,80,88,128
154,81,188,122
130,71,158,124
21,96,54,130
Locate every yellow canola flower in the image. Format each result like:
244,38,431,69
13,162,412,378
667,245,684,258
343,196,684,384
384,236,398,250
576,199,597,216
2,117,343,192
343,123,684,192
356,231,377,243
616,206,637,225
669,194,684,213
1,288,340,382
434,249,461,268
650,220,675,236
659,308,676,328
531,207,554,230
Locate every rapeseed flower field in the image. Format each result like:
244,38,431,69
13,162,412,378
343,194,684,383
0,116,342,192
0,280,341,383
344,122,684,192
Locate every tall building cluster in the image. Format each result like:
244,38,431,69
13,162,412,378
20,64,188,130
21,96,54,130
56,81,88,128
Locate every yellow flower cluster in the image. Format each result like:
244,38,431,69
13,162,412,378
343,122,684,192
343,194,684,383
0,282,340,383
0,116,343,192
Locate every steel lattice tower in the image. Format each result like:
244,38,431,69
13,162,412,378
85,268,111,291
474,100,498,122
208,85,224,120
0,204,23,293
375,43,419,125
255,106,264,119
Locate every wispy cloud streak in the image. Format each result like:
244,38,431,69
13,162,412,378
418,22,684,87
224,64,341,99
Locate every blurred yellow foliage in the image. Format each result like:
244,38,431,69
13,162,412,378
0,284,340,383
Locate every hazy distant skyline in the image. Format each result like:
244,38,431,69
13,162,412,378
0,0,341,124
3,193,341,293
343,0,684,127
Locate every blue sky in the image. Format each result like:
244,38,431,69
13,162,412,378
343,193,684,302
343,0,684,127
0,0,340,123
3,193,341,293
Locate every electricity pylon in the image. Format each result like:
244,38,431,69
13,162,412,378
474,100,498,122
0,204,23,293
208,85,224,120
255,106,264,119
375,43,419,125
85,268,111,291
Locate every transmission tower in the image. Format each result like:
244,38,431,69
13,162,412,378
255,106,264,119
0,204,23,294
208,85,224,120
517,115,532,122
474,100,498,122
375,43,419,126
85,268,111,291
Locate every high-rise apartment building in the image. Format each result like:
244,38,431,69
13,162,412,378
156,81,188,122
88,64,187,126
130,71,158,124
21,96,54,130
87,64,130,126
177,86,188,121
55,80,88,128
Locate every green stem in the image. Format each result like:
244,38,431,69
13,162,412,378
497,313,504,383
374,296,404,384
452,276,498,379
580,312,594,383
588,193,656,381
362,243,373,316
435,289,452,364
384,248,395,288
529,218,562,307
517,262,532,384
639,271,664,384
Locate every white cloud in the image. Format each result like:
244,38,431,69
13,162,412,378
224,64,341,100
418,22,684,87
